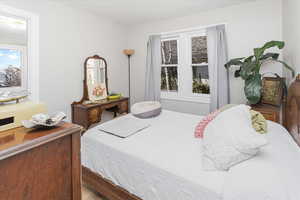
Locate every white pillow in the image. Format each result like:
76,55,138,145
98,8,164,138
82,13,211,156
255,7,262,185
131,101,162,119
202,104,268,171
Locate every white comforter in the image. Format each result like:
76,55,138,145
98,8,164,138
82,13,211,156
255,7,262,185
81,110,300,200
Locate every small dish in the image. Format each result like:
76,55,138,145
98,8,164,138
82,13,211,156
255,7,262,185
22,112,66,128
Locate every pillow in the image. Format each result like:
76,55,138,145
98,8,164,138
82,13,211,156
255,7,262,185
194,110,219,139
202,105,268,171
195,104,236,139
194,104,267,138
250,110,267,134
131,101,162,119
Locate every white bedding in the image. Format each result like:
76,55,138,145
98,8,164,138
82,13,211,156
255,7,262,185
81,110,300,200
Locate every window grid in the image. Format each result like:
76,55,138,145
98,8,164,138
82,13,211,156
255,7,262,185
160,30,210,103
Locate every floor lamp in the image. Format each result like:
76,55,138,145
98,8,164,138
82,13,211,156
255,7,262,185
123,49,135,111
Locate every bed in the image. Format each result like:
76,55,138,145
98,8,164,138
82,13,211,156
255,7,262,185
81,109,300,200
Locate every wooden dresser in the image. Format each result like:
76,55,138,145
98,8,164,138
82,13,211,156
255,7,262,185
0,123,83,200
251,104,281,123
72,97,129,130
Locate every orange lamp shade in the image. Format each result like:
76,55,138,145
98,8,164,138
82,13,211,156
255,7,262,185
123,49,135,56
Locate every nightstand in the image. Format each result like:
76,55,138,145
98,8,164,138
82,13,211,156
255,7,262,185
250,104,280,123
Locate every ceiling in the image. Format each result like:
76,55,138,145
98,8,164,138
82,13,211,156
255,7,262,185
50,0,258,25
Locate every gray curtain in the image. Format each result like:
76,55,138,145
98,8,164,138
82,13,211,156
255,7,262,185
207,25,229,112
145,35,161,101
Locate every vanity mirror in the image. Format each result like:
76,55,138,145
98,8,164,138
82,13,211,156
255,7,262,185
71,55,129,129
79,55,108,103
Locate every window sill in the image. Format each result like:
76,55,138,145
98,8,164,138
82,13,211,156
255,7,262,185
161,92,210,104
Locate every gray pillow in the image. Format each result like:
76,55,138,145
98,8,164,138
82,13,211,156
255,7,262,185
131,101,162,119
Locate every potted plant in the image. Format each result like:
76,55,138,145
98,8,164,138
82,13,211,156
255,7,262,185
225,41,295,105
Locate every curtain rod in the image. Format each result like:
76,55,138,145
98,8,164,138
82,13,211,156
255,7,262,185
149,22,227,36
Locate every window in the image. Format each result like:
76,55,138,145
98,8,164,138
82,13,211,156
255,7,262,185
0,5,40,101
161,30,210,103
0,46,27,89
191,36,209,94
161,39,178,92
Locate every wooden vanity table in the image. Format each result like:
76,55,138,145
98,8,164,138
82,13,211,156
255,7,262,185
72,97,129,130
0,123,83,200
72,55,129,130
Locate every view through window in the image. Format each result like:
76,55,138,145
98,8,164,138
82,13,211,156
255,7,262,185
0,15,27,90
0,48,22,88
191,36,209,94
161,39,178,92
160,30,209,100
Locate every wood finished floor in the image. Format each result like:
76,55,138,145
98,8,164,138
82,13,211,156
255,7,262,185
82,184,106,200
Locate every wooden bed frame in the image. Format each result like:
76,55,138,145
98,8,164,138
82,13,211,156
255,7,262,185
82,76,300,200
82,166,141,200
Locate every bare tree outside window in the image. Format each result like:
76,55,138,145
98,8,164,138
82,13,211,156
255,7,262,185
191,36,209,94
0,49,22,88
161,40,178,92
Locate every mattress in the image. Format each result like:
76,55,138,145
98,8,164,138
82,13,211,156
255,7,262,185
81,110,300,200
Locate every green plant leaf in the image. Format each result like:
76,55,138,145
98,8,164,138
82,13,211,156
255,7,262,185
240,61,257,80
234,69,241,77
259,53,279,60
225,57,244,68
254,41,285,59
244,74,262,105
272,59,295,77
244,55,254,63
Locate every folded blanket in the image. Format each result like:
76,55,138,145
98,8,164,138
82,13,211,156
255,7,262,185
98,116,150,138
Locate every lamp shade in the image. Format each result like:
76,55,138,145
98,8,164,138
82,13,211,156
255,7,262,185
123,49,135,56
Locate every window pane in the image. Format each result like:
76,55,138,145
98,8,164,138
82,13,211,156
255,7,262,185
192,65,210,94
192,36,208,64
161,40,178,65
0,49,22,88
161,67,178,91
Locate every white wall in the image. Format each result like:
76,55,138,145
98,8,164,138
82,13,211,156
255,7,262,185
1,0,129,120
0,21,27,46
0,0,286,118
127,0,283,115
282,0,300,81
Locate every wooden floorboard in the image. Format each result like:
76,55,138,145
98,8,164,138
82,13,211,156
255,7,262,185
82,184,107,200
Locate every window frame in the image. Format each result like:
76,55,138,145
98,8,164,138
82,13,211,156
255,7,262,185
0,44,28,92
0,4,40,101
160,37,179,93
161,29,210,104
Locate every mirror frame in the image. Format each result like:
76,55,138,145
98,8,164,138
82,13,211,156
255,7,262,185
78,55,108,104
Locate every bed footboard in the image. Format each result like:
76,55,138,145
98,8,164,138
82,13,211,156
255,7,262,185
82,166,142,200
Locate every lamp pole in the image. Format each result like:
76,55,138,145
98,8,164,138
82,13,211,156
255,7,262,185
127,54,131,108
123,49,135,111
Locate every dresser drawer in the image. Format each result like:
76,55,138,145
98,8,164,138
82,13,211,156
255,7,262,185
251,104,280,123
259,111,277,122
88,108,101,123
119,101,129,113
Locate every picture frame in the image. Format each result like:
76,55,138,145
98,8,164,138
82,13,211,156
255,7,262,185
261,77,284,106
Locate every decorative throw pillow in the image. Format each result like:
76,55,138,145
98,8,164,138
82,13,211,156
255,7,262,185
194,110,220,139
202,105,268,171
194,104,267,138
131,101,162,119
250,110,268,134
